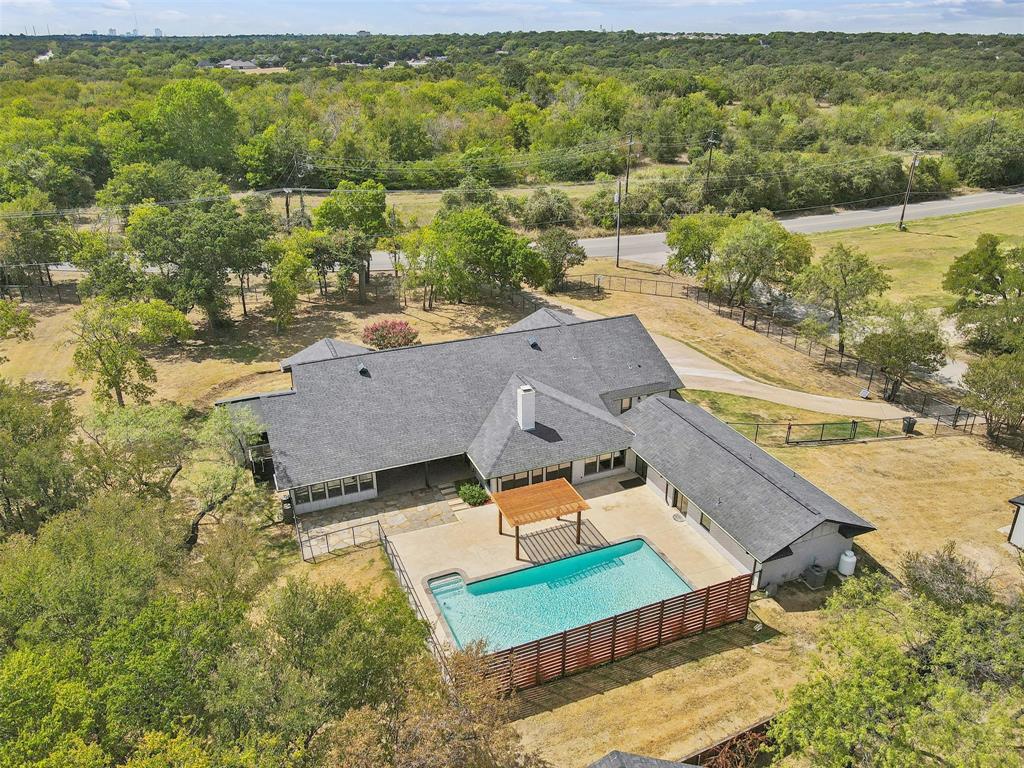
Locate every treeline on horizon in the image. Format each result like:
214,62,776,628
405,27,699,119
0,29,1022,218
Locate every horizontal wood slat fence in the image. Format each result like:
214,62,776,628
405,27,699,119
484,572,753,694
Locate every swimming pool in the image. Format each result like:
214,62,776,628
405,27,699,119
428,539,692,652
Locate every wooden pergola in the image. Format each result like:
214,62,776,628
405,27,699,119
493,478,591,560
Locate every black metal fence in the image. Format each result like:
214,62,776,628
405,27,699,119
296,518,452,677
562,273,977,430
729,413,978,447
1,282,81,303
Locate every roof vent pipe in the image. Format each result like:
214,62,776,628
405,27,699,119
517,385,535,431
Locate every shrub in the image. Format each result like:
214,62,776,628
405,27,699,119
361,319,420,350
457,482,490,506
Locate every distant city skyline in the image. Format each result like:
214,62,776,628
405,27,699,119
3,0,1022,37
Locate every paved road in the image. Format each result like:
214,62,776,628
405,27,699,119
577,188,1024,267
543,296,910,419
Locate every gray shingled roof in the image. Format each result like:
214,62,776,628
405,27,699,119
280,338,368,371
588,752,697,768
467,374,634,478
501,307,582,333
222,312,680,489
621,396,874,561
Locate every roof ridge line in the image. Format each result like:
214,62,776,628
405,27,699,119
652,397,829,519
288,312,641,368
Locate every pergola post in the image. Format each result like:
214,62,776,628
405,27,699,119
498,511,503,536
576,509,582,544
515,525,520,560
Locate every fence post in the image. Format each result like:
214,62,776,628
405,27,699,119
786,423,792,444
610,615,617,660
657,600,665,646
754,423,760,444
820,423,826,442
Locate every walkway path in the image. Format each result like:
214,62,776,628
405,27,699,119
546,296,910,419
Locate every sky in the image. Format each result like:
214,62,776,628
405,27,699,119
2,0,1022,37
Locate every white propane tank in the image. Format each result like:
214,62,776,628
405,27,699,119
838,550,857,577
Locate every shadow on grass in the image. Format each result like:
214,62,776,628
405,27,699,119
508,618,780,720
148,288,533,370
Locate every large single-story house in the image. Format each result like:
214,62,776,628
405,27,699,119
220,309,874,589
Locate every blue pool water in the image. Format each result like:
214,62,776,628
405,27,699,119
429,539,692,652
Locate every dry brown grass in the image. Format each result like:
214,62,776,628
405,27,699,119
277,543,395,596
0,288,529,414
769,436,1024,590
515,589,824,768
561,261,866,399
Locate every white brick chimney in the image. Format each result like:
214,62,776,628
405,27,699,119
517,385,535,431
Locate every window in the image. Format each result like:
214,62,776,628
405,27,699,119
545,462,572,481
613,450,625,468
530,469,545,484
343,476,359,495
358,473,374,492
310,483,327,502
501,472,529,490
294,486,311,505
620,398,632,413
700,510,711,532
584,456,598,475
598,453,614,472
327,479,343,499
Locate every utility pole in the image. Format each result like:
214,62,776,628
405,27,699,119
624,133,634,197
283,188,292,233
702,132,719,202
614,179,622,268
898,152,919,232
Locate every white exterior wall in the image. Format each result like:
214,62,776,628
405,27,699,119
1009,504,1024,550
757,521,854,587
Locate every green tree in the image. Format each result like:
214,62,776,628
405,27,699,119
665,211,731,275
535,227,584,292
793,242,891,354
855,301,947,401
147,80,238,172
313,179,387,236
962,352,1024,440
0,378,79,534
522,187,575,229
701,214,812,304
0,298,35,360
70,232,147,301
280,228,337,296
69,298,192,406
771,546,1024,768
223,195,276,316
0,191,75,287
267,249,314,332
335,228,375,304
95,160,225,224
125,200,257,328
426,208,543,300
943,234,1024,353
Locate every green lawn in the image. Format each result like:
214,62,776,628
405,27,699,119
807,204,1024,309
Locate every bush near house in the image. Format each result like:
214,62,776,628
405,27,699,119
362,319,420,349
457,482,490,506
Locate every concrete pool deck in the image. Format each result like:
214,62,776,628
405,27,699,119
388,474,745,648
